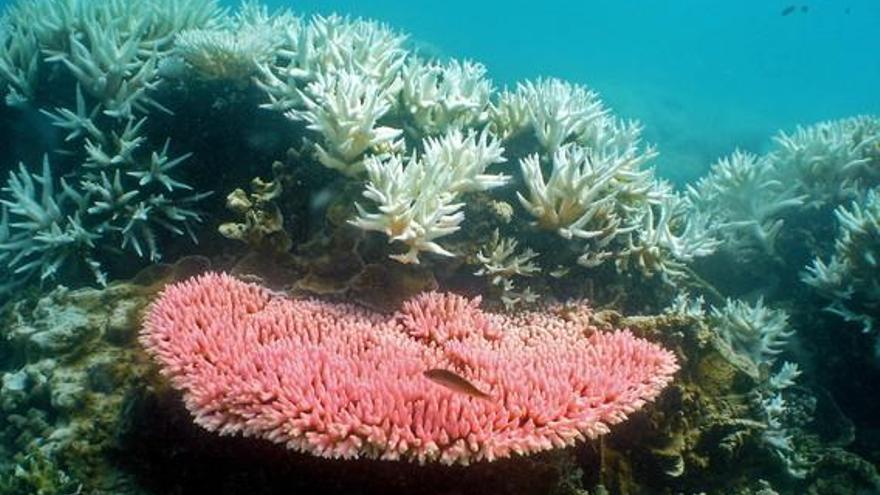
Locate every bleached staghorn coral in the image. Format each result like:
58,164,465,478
663,291,810,478
687,150,805,257
351,129,508,264
2,0,226,54
0,0,224,291
43,21,167,118
772,115,880,206
491,78,607,153
39,84,102,143
475,229,540,309
516,141,704,278
0,139,207,290
0,12,39,106
289,69,404,176
174,1,290,82
252,14,412,176
399,59,492,136
758,362,812,479
616,189,720,280
664,291,707,320
517,143,643,240
803,188,880,333
0,0,226,114
0,157,99,286
709,298,794,366
256,13,407,113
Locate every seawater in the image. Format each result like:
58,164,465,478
260,0,880,184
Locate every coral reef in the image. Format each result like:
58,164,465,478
0,0,879,493
351,129,508,263
0,280,156,494
803,188,880,333
772,115,880,207
0,0,224,293
474,229,540,309
687,150,805,258
708,297,794,367
687,116,880,345
142,273,678,465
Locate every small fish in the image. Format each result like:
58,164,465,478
781,5,797,16
801,5,809,13
424,369,491,399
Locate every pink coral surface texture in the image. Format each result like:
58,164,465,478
141,273,679,465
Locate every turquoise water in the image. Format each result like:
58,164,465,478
261,0,880,183
6,0,872,181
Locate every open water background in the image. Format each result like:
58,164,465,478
259,0,880,184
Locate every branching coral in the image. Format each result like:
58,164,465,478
686,117,880,273
616,189,719,280
803,188,880,333
245,6,713,284
515,141,711,279
256,13,406,112
0,0,220,291
251,13,412,176
2,0,726,294
290,69,404,175
772,116,880,207
0,12,39,106
399,58,492,136
517,143,627,240
475,229,539,308
0,145,207,290
758,362,813,479
709,297,794,366
351,129,508,263
491,78,606,153
0,0,226,115
687,150,805,257
0,157,99,286
174,1,291,81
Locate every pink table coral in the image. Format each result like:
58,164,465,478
141,273,678,465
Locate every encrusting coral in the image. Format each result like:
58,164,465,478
141,272,679,465
0,279,157,494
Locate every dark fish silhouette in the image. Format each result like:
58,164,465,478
424,369,491,399
782,5,809,16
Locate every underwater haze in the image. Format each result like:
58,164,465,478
262,0,880,184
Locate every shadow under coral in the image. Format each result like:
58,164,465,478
115,386,585,495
